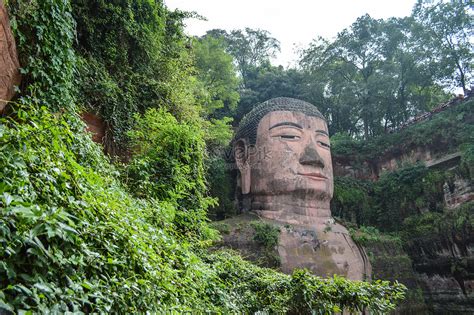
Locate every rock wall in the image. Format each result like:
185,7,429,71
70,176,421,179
331,98,474,313
406,215,474,314
335,153,474,313
81,112,106,144
334,146,473,214
418,274,474,314
0,1,20,111
363,239,429,314
335,147,461,179
444,175,474,209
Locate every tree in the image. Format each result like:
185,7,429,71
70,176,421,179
300,14,450,138
206,28,280,86
376,17,449,127
412,0,473,94
194,35,240,119
235,65,309,121
301,15,387,138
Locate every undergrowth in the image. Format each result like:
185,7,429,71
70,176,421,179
0,104,406,313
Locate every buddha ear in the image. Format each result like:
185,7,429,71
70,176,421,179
234,139,251,194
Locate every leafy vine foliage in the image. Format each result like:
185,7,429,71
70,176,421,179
7,0,76,110
124,108,216,239
1,0,406,313
72,0,198,153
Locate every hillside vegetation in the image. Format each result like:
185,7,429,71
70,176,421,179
0,0,405,313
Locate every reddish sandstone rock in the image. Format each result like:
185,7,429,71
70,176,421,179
81,112,106,144
0,0,21,112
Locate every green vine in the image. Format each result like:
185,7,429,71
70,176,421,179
7,0,76,110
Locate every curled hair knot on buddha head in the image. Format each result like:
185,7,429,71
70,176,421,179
233,97,325,146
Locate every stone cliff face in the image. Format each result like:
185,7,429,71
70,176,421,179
444,174,474,209
81,112,106,144
335,160,473,313
404,205,474,314
0,1,20,111
362,238,429,313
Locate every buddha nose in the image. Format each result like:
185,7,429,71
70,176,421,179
299,145,325,168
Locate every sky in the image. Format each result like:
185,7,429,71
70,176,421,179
164,0,417,67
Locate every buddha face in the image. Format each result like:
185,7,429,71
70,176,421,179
236,110,333,200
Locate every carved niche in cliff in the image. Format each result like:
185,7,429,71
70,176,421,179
0,1,21,112
233,97,371,280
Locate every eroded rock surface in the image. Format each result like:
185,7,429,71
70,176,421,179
81,112,106,144
407,226,474,314
214,213,370,281
276,219,369,280
0,1,20,111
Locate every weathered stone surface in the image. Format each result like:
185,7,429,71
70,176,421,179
444,175,474,209
418,273,474,314
81,112,106,144
232,97,370,281
215,214,370,280
276,220,369,280
0,1,20,111
405,211,474,314
334,147,460,180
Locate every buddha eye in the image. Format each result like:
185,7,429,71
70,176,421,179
280,135,300,140
318,141,330,148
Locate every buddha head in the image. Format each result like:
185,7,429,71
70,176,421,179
233,98,370,281
234,97,333,210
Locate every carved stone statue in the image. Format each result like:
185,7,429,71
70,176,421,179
0,0,21,112
234,97,370,280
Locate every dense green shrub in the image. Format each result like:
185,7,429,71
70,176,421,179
71,0,204,153
374,164,426,230
250,221,281,267
207,251,406,314
251,221,280,248
332,164,447,232
402,202,473,250
0,105,182,312
124,108,216,239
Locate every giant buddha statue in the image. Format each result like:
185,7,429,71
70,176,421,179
233,97,370,280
